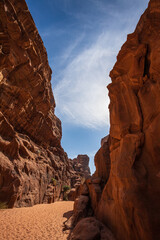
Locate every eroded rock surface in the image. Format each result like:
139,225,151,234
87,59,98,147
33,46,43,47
69,1,160,240
0,0,90,208
68,155,91,201
69,217,116,240
72,155,91,180
96,1,160,240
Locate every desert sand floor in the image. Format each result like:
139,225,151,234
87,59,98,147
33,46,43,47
0,201,74,240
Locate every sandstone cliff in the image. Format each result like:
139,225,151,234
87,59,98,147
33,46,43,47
0,0,90,208
69,1,160,239
72,155,90,180
70,155,91,189
68,155,91,201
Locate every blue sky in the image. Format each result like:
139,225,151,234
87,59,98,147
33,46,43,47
26,0,148,173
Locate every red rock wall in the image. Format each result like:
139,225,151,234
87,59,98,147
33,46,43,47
95,1,160,239
0,0,74,207
72,155,91,179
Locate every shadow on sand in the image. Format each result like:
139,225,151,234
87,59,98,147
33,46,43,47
63,210,74,239
63,210,73,220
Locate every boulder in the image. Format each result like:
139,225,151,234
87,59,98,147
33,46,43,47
69,217,116,240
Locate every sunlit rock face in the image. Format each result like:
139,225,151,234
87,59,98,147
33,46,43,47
96,1,160,240
70,1,160,240
0,0,76,208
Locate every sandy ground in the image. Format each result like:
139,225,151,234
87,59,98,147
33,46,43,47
0,201,74,240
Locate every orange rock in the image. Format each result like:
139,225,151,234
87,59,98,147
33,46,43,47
96,1,160,240
0,0,89,208
94,136,110,183
70,217,116,240
70,1,160,240
72,155,91,179
68,188,77,201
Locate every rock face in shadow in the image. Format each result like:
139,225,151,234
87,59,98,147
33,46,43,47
70,217,116,240
0,0,88,208
69,1,160,240
72,155,91,183
97,1,160,239
68,155,91,201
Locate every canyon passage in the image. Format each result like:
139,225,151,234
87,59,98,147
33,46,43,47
0,1,160,240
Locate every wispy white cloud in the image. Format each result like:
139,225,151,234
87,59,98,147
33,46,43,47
54,31,126,129
41,27,66,38
53,0,148,129
60,33,85,63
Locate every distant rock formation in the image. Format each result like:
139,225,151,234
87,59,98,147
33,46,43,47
69,1,160,239
72,155,90,179
68,155,91,201
0,0,90,208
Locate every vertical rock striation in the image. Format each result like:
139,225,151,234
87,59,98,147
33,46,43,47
97,1,160,239
0,0,85,208
70,1,160,239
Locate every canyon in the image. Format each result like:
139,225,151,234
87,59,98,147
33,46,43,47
0,0,160,240
0,0,90,208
